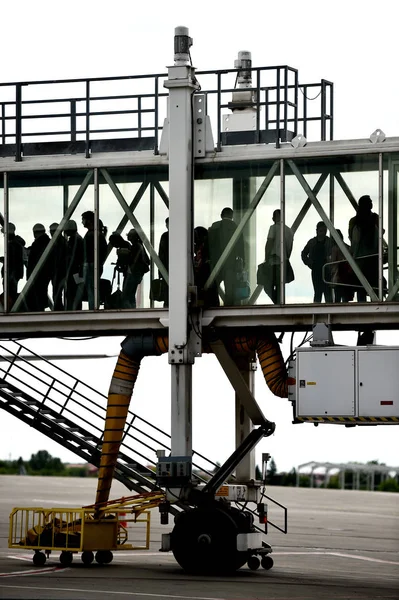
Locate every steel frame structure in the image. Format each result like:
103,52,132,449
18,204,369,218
1,146,397,316
0,25,397,575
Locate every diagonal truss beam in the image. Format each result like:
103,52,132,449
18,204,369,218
12,171,94,313
248,171,329,305
291,172,330,234
334,172,358,211
153,181,169,208
204,160,279,290
209,339,268,426
100,168,168,283
104,181,149,262
288,160,378,301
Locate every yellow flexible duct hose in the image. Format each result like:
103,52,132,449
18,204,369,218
95,351,140,508
95,330,292,506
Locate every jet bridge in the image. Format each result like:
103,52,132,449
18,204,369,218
0,25,398,575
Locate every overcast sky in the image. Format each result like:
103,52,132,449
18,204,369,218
0,1,398,472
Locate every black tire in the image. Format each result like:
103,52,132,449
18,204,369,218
261,555,274,570
95,550,113,564
171,506,248,575
81,551,94,565
59,551,73,566
102,550,113,564
247,556,260,571
33,551,46,567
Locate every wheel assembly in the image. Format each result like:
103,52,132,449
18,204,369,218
171,505,252,574
95,550,113,564
247,555,260,570
33,551,46,567
81,550,94,565
261,555,274,570
59,551,73,566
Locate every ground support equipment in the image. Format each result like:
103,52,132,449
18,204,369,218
8,491,164,566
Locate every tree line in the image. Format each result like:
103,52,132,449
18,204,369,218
0,450,92,477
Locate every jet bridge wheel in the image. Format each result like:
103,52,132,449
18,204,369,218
171,505,249,574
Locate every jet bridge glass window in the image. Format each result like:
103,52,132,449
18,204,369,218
194,152,394,306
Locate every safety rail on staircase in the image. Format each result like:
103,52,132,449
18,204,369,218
0,340,219,485
0,340,284,533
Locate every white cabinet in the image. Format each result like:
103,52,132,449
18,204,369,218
358,349,399,417
294,347,399,419
297,350,355,417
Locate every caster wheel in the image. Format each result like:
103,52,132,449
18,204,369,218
102,550,113,564
33,551,46,567
247,556,260,571
59,551,73,566
261,555,274,570
95,550,113,564
81,551,94,565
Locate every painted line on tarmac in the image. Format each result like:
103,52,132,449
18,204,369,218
0,585,227,600
113,552,173,557
275,551,399,565
7,554,33,562
0,566,64,578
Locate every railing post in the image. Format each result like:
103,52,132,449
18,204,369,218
294,69,299,136
329,82,334,140
70,100,77,142
303,85,308,138
1,103,5,145
321,79,327,141
275,68,281,148
85,81,90,158
154,77,159,155
137,96,142,138
216,72,222,151
15,84,22,162
283,66,288,140
255,69,260,144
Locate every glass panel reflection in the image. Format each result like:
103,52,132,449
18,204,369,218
0,151,397,314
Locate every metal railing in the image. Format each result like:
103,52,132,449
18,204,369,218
0,67,333,160
0,340,219,481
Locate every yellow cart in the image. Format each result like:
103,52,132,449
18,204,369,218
8,491,165,566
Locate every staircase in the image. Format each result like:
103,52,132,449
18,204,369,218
0,341,218,507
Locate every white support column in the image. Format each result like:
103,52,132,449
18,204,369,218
164,27,199,457
235,359,256,481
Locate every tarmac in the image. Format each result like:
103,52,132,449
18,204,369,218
0,475,398,600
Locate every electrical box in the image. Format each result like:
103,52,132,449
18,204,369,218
290,346,399,424
358,349,398,417
156,456,192,487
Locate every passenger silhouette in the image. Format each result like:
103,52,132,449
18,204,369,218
25,223,51,312
263,209,294,304
194,226,219,307
81,211,107,309
64,220,84,311
121,229,150,309
330,229,354,303
48,222,67,311
158,217,169,307
301,221,333,303
0,223,25,308
348,195,381,302
208,207,245,306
